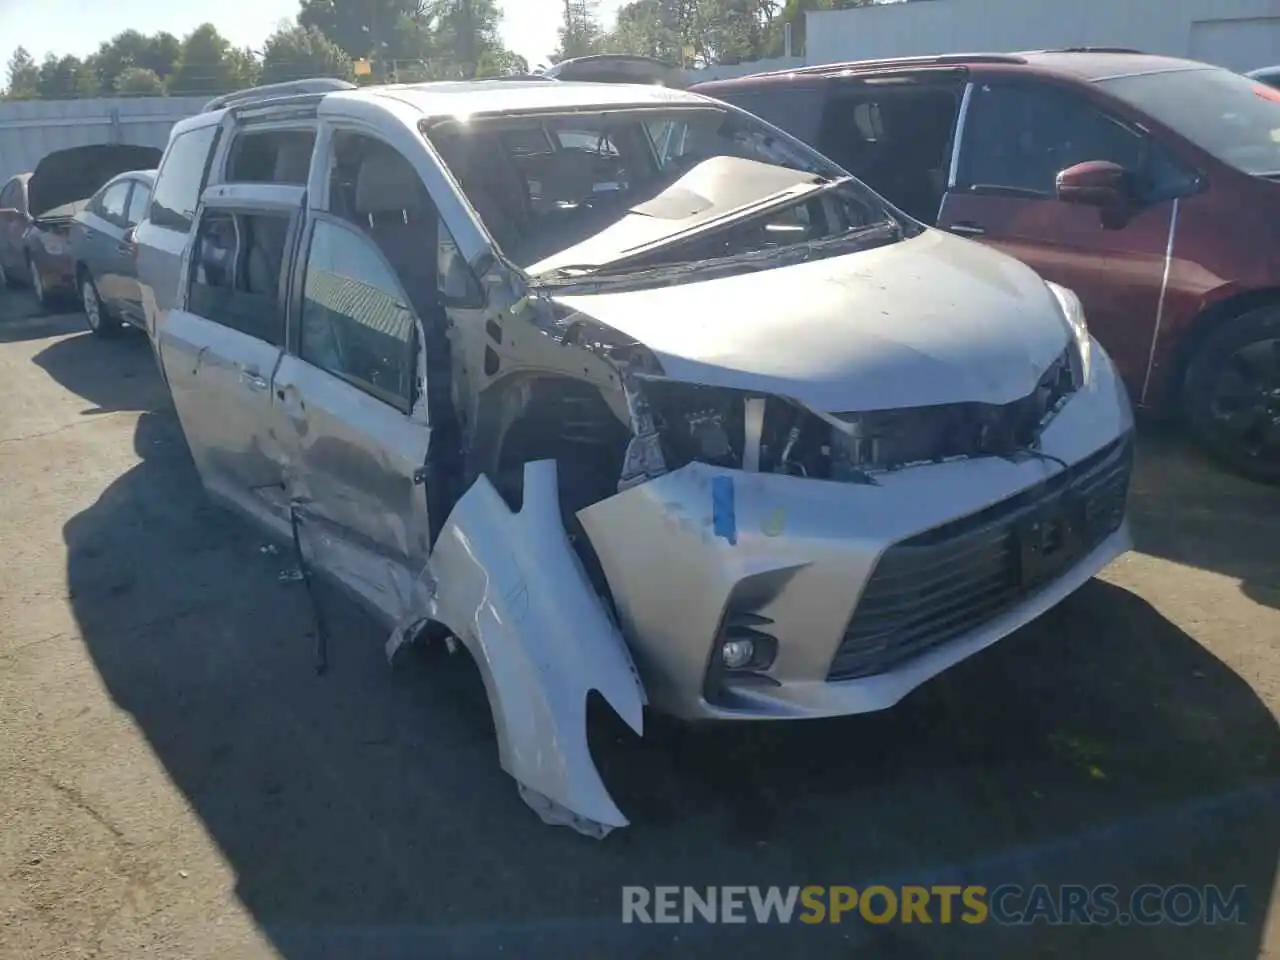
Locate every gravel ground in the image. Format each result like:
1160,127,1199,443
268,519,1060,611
0,291,1277,959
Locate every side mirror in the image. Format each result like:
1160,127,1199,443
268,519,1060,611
1055,161,1129,210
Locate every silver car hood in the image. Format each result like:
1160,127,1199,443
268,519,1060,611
552,229,1071,412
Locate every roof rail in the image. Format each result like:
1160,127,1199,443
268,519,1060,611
1030,47,1145,54
203,78,358,113
741,52,1026,80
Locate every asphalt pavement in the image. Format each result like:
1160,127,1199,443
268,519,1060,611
0,289,1277,959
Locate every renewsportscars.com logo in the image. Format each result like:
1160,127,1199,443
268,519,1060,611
621,884,1248,926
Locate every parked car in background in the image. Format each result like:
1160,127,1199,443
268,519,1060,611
69,169,157,337
695,50,1280,482
16,144,161,309
145,78,1133,836
0,173,33,289
541,54,688,87
1247,65,1280,88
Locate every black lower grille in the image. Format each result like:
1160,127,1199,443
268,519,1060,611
827,435,1133,681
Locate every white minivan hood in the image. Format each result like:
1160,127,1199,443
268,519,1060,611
552,229,1071,413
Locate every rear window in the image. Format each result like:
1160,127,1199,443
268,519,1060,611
150,124,218,232
1098,67,1280,176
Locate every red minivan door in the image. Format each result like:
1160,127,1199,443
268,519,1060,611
938,77,1198,402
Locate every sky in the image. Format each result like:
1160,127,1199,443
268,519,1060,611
0,0,625,74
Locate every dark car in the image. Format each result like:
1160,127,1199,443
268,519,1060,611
17,143,162,310
543,54,687,87
69,169,156,337
0,172,33,289
1247,65,1280,89
694,50,1280,482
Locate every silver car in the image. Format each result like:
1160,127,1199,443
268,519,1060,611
152,79,1134,837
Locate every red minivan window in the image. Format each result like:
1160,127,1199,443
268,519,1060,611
1098,66,1280,177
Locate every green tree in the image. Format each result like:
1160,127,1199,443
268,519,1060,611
113,66,166,95
476,48,529,77
5,47,40,99
605,0,680,61
298,0,425,61
433,0,506,76
261,24,353,84
141,33,182,80
226,47,263,89
168,23,237,96
552,0,606,62
37,53,100,99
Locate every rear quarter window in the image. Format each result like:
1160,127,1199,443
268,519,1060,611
704,85,826,147
150,124,219,233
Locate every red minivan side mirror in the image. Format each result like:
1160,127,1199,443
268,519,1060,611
1055,160,1129,209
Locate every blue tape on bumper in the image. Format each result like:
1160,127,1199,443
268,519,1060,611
712,474,737,545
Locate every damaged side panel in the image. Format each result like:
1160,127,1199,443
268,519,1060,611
418,459,646,837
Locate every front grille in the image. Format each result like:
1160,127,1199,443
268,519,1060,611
827,435,1133,681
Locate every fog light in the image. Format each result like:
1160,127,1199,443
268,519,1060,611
721,639,755,669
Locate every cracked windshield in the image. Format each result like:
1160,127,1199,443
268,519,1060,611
0,0,1276,959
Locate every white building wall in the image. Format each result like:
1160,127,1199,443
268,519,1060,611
0,97,207,184
806,0,1280,74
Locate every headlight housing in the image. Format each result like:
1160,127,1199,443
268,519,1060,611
1046,281,1091,386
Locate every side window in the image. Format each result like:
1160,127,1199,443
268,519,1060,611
98,182,131,223
958,83,1147,198
124,181,151,227
188,209,290,346
226,129,316,185
151,124,219,232
300,219,417,410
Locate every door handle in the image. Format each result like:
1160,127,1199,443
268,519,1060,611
949,221,986,237
239,368,269,391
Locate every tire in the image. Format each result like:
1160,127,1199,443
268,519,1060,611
1181,303,1280,485
79,272,121,338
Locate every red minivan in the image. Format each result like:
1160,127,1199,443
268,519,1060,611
694,50,1280,482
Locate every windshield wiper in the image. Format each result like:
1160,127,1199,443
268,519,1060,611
533,217,903,289
532,176,860,285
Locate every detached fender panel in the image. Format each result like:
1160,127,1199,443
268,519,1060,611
425,460,646,836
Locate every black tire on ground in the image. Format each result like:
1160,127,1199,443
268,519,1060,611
78,270,121,338
1181,302,1280,485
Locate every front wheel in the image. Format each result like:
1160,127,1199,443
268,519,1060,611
81,274,121,338
1182,303,1280,485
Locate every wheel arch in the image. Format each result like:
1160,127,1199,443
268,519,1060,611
1165,286,1280,416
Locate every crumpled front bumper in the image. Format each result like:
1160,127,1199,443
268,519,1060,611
578,338,1135,721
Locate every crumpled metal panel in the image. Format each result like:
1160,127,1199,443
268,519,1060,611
417,460,646,837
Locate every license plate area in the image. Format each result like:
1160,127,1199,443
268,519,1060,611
1016,496,1083,588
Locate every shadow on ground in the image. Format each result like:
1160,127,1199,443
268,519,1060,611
29,325,159,414
1128,424,1280,610
55,358,1280,958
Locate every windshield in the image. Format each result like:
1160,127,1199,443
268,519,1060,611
1098,67,1280,176
424,105,888,276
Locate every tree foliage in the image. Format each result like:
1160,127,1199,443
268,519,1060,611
168,23,239,96
113,66,166,95
5,47,40,99
262,24,354,84
4,0,887,102
37,53,100,99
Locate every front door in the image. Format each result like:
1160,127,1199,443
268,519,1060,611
159,190,302,531
87,180,133,311
272,216,432,620
939,78,1196,400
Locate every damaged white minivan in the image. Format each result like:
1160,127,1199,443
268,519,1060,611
151,77,1134,837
